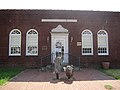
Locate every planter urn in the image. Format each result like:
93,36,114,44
102,62,110,69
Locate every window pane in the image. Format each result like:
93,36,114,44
26,29,38,56
97,30,108,55
82,30,93,55
9,29,21,56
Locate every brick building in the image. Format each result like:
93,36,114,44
0,9,120,68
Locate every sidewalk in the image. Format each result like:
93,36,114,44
0,68,120,90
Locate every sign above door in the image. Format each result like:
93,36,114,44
41,19,77,23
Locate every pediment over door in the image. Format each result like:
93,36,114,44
51,25,68,33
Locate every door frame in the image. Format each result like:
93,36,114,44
50,25,69,63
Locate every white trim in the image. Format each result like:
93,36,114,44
82,29,93,55
97,30,109,55
26,29,38,56
9,29,21,56
98,53,109,55
51,25,68,33
51,25,69,64
41,19,77,22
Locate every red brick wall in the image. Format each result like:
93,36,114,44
0,10,120,68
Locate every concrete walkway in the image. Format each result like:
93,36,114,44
0,68,120,90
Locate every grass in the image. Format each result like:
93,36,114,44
0,68,24,85
100,69,120,80
104,84,113,90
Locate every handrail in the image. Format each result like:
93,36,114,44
40,53,53,71
41,53,52,66
40,53,80,71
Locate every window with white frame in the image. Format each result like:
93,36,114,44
9,29,21,56
97,30,109,55
82,30,93,55
26,29,38,56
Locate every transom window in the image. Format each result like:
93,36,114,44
97,30,109,55
26,29,38,56
9,29,21,56
82,29,93,55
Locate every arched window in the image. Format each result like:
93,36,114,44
97,30,109,55
9,29,21,56
82,29,93,55
26,29,38,56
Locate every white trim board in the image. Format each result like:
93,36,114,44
41,19,77,22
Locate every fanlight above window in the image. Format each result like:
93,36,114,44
28,30,37,34
98,30,107,35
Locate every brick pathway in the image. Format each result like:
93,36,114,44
0,68,120,90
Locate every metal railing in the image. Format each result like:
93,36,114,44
68,53,80,70
40,54,53,71
40,53,80,71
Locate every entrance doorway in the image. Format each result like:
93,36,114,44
51,25,69,64
54,39,64,58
